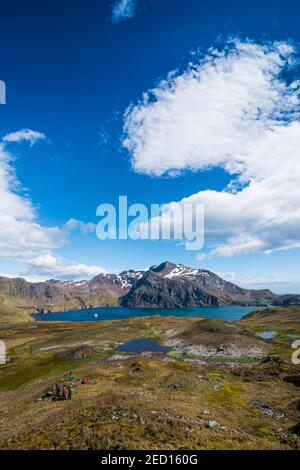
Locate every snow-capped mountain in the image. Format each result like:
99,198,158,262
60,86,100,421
90,270,145,296
120,262,278,308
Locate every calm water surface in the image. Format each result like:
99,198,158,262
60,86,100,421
256,331,277,339
117,337,172,353
35,305,265,322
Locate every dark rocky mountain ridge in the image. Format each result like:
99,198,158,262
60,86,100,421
120,261,278,308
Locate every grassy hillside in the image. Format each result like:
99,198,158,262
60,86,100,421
240,307,300,328
0,276,118,320
0,315,299,449
0,299,31,324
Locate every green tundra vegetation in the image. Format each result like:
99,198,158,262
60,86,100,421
0,308,299,450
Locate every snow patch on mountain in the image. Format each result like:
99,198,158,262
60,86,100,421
165,264,201,279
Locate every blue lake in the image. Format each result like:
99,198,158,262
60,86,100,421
256,331,277,339
117,337,172,353
35,305,265,323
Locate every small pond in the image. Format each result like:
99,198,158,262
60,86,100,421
256,331,277,340
287,334,300,340
117,337,172,353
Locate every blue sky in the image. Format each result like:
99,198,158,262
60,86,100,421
0,0,300,293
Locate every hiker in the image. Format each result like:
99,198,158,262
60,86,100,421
63,385,68,400
58,383,63,399
68,385,73,400
55,383,60,396
69,370,75,381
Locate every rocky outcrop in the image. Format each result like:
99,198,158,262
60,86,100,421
166,318,271,358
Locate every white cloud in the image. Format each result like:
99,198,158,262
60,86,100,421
64,218,96,235
217,271,300,294
123,39,300,257
0,215,66,258
23,252,107,281
0,130,105,281
3,129,46,146
111,0,138,23
0,134,66,259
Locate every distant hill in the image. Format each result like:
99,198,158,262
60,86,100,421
272,295,300,307
0,276,117,316
0,269,145,321
239,307,300,328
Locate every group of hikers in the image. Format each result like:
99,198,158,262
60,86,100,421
41,371,89,402
54,382,73,401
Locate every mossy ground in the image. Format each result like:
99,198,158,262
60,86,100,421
0,315,299,450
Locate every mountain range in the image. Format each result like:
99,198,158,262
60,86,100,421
0,261,298,318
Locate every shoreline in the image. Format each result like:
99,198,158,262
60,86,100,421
32,305,268,324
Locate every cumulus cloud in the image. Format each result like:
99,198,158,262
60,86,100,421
111,0,138,23
64,218,96,235
0,215,66,258
123,39,300,257
0,134,66,258
23,252,107,281
3,129,46,146
0,130,105,281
